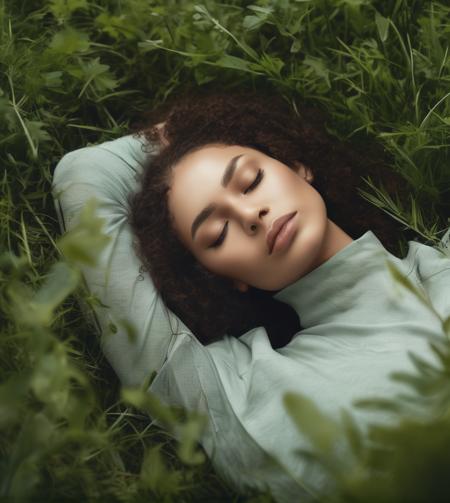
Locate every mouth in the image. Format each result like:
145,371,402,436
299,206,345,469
266,211,298,255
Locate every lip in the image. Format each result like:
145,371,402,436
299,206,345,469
266,211,298,255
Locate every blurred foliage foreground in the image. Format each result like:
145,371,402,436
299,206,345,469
1,0,450,502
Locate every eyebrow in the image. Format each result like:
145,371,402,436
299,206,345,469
191,154,245,241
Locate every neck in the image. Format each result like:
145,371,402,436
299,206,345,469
295,219,355,281
311,219,354,271
270,220,354,296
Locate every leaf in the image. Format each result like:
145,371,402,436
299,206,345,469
303,55,331,88
121,387,177,428
193,66,216,85
49,0,88,20
140,444,184,494
118,318,138,343
8,262,79,327
4,412,55,499
194,4,259,61
442,316,450,337
137,39,164,53
175,413,207,466
43,71,63,88
291,39,302,53
23,120,51,145
259,52,285,77
0,373,30,429
76,58,118,97
283,392,341,454
375,11,390,42
385,259,431,309
340,409,364,460
247,5,274,15
353,397,403,414
243,15,266,31
32,262,80,322
214,54,263,74
48,27,90,54
57,198,111,267
0,95,17,132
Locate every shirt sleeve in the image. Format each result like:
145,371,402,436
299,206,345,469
410,226,450,322
52,134,191,387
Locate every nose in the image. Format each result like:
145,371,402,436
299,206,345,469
222,193,269,234
243,207,269,234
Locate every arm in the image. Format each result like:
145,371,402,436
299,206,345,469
52,133,189,388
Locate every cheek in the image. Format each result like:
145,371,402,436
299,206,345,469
199,246,247,280
269,168,301,194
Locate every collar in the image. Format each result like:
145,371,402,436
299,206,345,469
273,231,388,327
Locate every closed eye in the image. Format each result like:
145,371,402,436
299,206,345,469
209,169,265,249
244,168,264,194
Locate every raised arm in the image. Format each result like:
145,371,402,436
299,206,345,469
52,133,190,388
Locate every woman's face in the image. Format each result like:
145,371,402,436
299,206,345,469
167,144,350,292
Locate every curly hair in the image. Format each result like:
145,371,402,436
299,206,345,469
128,89,416,348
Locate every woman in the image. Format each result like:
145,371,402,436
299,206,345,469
130,89,419,347
128,90,449,501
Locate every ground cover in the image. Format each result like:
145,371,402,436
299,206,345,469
1,1,449,501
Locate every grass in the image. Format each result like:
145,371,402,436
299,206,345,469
0,0,449,501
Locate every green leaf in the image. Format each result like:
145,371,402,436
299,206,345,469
0,373,29,429
0,95,16,132
118,318,138,343
175,413,207,466
23,120,51,145
243,15,266,31
259,52,285,77
8,262,79,327
214,54,263,74
121,387,178,428
94,12,138,40
43,71,64,88
291,39,302,53
140,444,184,494
247,5,274,15
303,55,331,88
49,0,88,21
242,5,273,31
375,11,390,42
353,397,403,413
443,316,450,337
283,392,341,454
385,259,430,309
67,58,119,98
194,4,259,61
32,262,80,319
57,198,111,267
4,412,55,499
137,39,164,53
48,27,90,54
340,409,364,460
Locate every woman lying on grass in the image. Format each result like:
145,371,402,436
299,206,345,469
130,90,418,347
128,90,450,501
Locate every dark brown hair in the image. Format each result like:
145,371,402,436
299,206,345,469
129,89,415,348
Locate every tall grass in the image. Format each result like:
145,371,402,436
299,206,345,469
0,0,449,501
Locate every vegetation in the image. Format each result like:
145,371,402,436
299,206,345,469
0,0,449,501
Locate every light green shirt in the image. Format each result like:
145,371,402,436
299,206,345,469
53,133,450,502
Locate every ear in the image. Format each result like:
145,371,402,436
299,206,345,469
233,280,249,293
293,161,314,183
